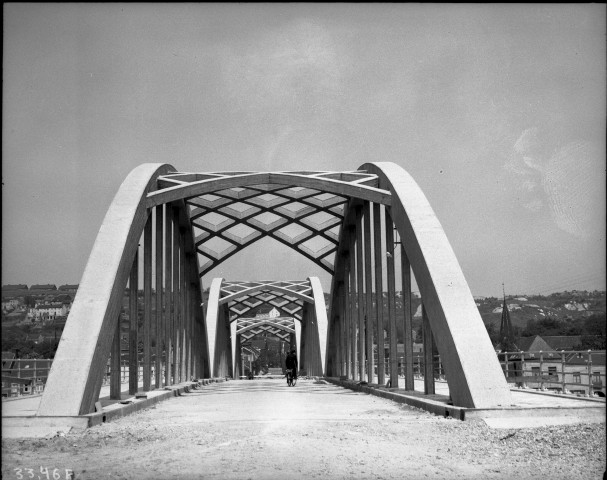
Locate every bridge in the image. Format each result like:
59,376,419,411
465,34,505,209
9,162,520,426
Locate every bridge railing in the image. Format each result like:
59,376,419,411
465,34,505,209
350,349,606,397
2,352,179,399
5,349,604,399
497,349,606,397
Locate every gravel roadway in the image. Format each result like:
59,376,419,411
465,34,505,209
2,378,605,480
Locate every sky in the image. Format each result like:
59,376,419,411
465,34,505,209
2,3,605,298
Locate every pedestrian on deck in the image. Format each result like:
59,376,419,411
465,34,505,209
285,349,298,379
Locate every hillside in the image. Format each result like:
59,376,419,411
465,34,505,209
475,291,605,329
3,288,605,358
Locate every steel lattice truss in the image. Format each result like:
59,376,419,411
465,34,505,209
219,280,314,342
154,170,382,276
236,317,295,342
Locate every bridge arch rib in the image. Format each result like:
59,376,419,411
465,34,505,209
38,163,186,416
326,162,511,408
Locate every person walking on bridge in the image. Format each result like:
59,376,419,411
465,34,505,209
285,349,298,380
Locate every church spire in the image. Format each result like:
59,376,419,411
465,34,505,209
499,283,516,351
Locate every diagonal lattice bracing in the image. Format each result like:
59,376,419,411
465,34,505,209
236,317,295,341
190,184,346,275
219,280,313,324
149,170,390,277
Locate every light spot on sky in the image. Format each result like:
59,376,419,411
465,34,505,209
507,127,604,239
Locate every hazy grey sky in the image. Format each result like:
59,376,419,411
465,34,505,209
2,3,605,297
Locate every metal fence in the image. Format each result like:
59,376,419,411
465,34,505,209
3,349,605,398
352,349,605,397
497,349,606,397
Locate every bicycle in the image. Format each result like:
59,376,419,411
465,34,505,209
286,368,297,387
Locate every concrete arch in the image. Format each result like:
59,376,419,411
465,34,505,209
362,162,511,408
204,278,231,378
205,278,328,378
34,162,510,418
38,163,177,416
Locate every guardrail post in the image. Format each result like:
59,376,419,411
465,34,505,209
560,350,566,394
520,351,526,388
587,350,592,397
539,351,544,390
33,359,37,395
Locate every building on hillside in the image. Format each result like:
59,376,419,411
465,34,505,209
1,358,53,397
518,351,606,396
30,284,57,291
54,294,73,303
2,299,21,308
2,302,14,313
1,285,28,291
58,284,79,292
498,338,605,397
28,302,68,321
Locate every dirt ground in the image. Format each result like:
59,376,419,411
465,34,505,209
2,379,605,480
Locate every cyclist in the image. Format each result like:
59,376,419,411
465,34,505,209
285,348,298,382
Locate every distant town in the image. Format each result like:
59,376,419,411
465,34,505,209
2,283,605,359
1,283,605,398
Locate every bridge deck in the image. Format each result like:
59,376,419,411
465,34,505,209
1,378,604,480
3,376,603,425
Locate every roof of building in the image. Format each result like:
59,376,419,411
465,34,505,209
58,284,79,291
542,336,583,351
35,303,64,309
30,284,57,290
514,335,555,352
54,294,72,303
565,352,606,366
1,284,28,291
